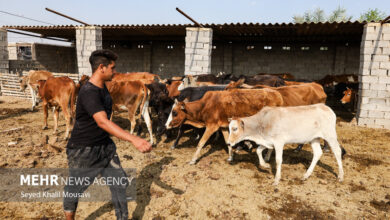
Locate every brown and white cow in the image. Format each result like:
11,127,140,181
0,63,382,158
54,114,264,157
106,80,154,144
228,104,344,185
37,76,76,139
20,70,53,110
165,82,327,164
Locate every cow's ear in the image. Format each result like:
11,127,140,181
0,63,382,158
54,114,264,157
240,120,245,128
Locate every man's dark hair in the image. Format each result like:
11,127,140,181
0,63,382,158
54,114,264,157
89,49,118,73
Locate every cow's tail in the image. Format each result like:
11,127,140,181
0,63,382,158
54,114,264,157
139,82,149,116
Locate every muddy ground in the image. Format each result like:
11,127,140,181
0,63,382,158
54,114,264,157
0,96,389,219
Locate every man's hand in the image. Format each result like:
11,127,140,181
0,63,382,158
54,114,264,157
131,137,152,153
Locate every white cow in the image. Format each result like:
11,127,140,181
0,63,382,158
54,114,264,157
228,103,344,185
19,70,53,110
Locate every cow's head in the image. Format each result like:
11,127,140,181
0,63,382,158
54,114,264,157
36,80,47,97
341,87,353,104
19,76,28,92
146,82,174,134
165,99,187,129
228,118,245,146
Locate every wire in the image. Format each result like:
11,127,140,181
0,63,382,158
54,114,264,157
0,10,56,25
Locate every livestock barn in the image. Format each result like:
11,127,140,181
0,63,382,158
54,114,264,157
1,21,390,128
0,20,390,219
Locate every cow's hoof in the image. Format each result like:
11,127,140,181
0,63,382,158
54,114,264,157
260,163,270,169
227,156,233,162
189,160,196,165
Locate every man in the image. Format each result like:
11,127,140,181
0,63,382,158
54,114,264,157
63,49,152,220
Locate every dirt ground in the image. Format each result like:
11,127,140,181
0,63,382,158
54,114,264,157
0,95,389,220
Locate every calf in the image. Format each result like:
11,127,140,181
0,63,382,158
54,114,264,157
228,104,344,185
20,70,53,110
107,80,154,144
37,77,76,139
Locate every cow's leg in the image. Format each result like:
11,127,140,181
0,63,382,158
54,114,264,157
273,142,284,186
171,125,184,149
62,104,71,140
303,138,323,181
141,100,154,145
53,107,60,135
221,129,234,162
326,138,344,182
189,125,219,165
28,85,36,111
256,145,270,168
127,105,137,134
42,101,48,130
265,148,273,162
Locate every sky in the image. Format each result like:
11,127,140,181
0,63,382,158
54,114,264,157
0,0,389,45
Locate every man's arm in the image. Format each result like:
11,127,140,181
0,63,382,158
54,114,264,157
93,111,152,153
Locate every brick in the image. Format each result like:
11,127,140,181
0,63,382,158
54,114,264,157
361,75,378,83
371,69,388,76
377,90,390,98
361,97,370,104
361,61,380,69
370,83,388,91
382,47,390,55
357,117,376,126
369,98,386,105
378,76,390,83
375,119,390,127
383,34,390,40
363,33,381,40
376,105,390,111
379,62,390,69
384,112,390,119
368,110,384,118
359,110,369,117
372,55,389,62
360,103,377,110
360,40,374,48
360,68,371,75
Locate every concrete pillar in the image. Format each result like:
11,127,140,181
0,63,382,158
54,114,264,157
357,23,390,129
185,27,213,75
76,26,102,77
0,29,9,73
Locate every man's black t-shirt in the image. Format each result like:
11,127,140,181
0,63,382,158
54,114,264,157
68,81,112,146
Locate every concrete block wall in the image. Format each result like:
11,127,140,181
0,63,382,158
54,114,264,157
76,26,102,76
33,43,76,73
151,41,184,78
0,29,9,73
7,43,17,60
211,42,360,80
185,28,213,75
357,23,390,129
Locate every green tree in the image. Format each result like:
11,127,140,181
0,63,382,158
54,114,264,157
359,8,386,22
328,6,353,22
293,6,352,23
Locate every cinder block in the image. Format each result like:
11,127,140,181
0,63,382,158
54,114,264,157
363,33,381,40
371,69,388,76
384,112,390,119
369,98,386,105
375,41,390,47
370,83,388,91
372,55,389,62
360,40,374,48
360,68,371,75
360,103,377,110
376,104,390,111
361,75,378,83
359,110,369,117
377,90,390,98
375,119,390,127
357,117,376,126
368,110,384,118
378,76,390,83
379,62,390,69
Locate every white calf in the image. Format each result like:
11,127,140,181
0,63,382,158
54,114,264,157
228,103,344,185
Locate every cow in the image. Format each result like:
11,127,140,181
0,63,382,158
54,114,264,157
243,74,285,86
227,103,344,185
165,83,328,164
36,76,76,139
166,80,183,98
19,70,53,110
106,80,154,144
165,88,284,164
112,72,160,85
340,84,359,111
257,73,295,80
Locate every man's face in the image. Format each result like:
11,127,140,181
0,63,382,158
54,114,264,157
101,61,116,81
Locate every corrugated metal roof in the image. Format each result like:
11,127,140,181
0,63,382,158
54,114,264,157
2,21,365,42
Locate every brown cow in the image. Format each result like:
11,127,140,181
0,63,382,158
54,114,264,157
37,77,76,139
106,80,154,144
165,88,284,164
166,83,327,164
19,70,53,110
112,72,160,84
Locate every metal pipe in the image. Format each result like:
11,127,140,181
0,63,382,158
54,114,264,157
45,8,90,26
6,29,70,42
381,15,390,24
176,7,204,28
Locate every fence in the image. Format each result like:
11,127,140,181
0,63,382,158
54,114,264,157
0,71,79,99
